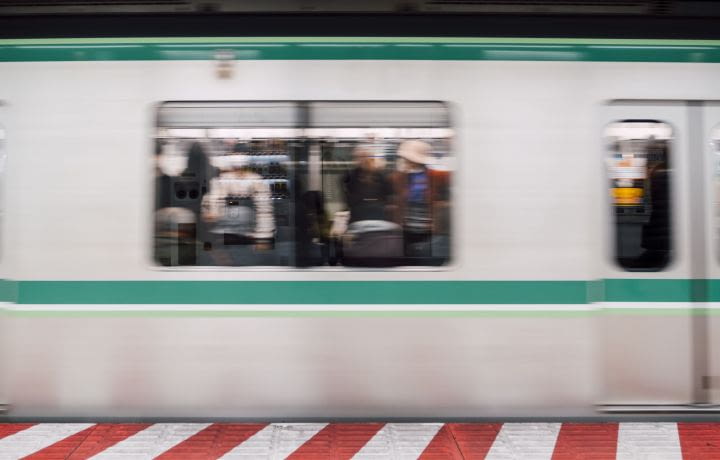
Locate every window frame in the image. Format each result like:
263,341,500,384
150,100,456,272
604,119,674,272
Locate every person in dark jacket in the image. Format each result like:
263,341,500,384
342,145,394,223
335,145,401,266
176,142,216,216
639,158,671,268
154,139,172,210
173,141,218,256
389,140,451,260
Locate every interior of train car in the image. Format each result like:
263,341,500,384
154,101,452,268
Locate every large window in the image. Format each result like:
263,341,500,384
605,121,673,271
154,101,452,268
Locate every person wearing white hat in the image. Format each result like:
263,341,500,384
391,140,450,261
396,139,435,169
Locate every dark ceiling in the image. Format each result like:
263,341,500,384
2,0,720,39
0,0,718,16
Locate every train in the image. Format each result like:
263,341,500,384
0,31,720,419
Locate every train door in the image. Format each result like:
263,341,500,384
0,103,6,413
705,102,720,405
600,100,713,407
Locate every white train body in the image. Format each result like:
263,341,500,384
1,38,719,417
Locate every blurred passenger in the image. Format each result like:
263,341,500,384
202,156,275,264
177,142,216,217
391,140,451,260
336,145,402,266
177,142,220,250
154,140,200,265
154,140,172,210
639,151,671,268
343,145,394,223
296,190,328,267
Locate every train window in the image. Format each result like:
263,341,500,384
155,102,300,267
605,121,673,271
310,102,452,267
153,101,452,268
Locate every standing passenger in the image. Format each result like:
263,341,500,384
391,140,450,261
639,147,671,268
154,140,172,210
343,145,394,223
202,156,275,265
336,145,401,266
177,142,216,218
154,140,199,265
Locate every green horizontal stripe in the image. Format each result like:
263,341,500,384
604,279,695,302
0,279,17,302
706,280,720,301
15,280,587,304
0,279,718,305
1,37,720,62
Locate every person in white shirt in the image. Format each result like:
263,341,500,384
202,155,275,250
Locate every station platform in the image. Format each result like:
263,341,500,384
0,421,718,459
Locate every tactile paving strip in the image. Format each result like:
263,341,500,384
0,422,716,459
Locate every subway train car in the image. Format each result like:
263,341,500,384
1,30,720,419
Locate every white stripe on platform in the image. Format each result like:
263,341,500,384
219,424,275,459
352,423,443,460
0,423,94,460
89,423,210,459
484,423,561,460
220,423,327,459
616,422,682,460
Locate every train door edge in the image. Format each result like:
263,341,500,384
703,101,720,405
0,101,8,413
598,100,698,408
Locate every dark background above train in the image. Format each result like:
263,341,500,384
2,0,720,39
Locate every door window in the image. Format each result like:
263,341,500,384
605,121,673,271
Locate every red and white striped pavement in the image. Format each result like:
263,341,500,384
0,421,719,459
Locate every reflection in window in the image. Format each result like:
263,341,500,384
153,101,452,268
605,121,672,271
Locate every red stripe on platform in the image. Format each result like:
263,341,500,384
418,424,463,460
23,425,96,460
0,423,34,440
678,422,720,460
446,423,502,459
550,423,619,460
155,423,267,459
286,423,385,460
64,423,152,460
